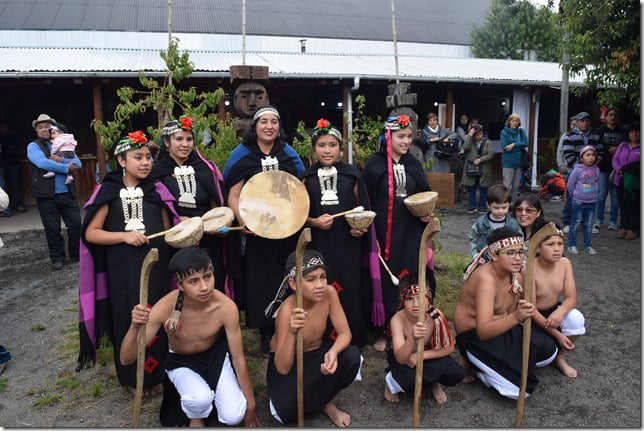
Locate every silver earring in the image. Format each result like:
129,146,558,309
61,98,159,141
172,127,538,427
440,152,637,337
122,167,126,176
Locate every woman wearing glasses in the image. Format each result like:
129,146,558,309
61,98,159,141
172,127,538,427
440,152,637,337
511,193,545,241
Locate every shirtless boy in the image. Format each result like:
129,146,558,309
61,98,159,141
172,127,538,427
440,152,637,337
266,249,362,427
533,229,585,378
453,227,558,399
120,248,259,427
384,275,465,405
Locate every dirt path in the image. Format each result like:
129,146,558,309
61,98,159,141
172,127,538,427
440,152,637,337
0,199,640,427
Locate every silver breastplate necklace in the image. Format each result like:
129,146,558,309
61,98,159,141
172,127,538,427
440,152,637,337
317,165,339,205
120,187,146,232
173,165,197,208
393,163,407,197
261,155,279,171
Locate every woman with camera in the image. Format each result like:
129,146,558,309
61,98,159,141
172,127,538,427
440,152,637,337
460,125,494,213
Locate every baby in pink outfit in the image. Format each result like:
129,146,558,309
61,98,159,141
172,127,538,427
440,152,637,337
44,125,77,185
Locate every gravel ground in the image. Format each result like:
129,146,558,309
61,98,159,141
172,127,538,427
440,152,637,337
0,198,640,428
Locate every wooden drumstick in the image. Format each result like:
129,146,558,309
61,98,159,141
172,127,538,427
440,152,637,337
133,248,159,427
329,205,364,219
146,228,172,240
514,221,558,426
377,252,399,286
412,217,440,427
216,226,247,234
295,228,312,427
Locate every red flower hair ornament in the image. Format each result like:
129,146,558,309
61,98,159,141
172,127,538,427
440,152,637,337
179,115,193,131
127,130,148,144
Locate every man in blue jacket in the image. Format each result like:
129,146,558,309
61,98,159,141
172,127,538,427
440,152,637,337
27,114,82,270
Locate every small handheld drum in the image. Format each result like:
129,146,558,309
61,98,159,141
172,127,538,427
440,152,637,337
238,170,310,239
404,191,439,217
345,210,376,230
165,217,204,248
202,206,235,234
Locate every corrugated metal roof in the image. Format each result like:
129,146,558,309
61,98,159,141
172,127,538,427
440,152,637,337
0,0,490,45
0,47,586,86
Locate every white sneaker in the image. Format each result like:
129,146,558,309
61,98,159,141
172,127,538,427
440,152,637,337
567,246,579,254
591,228,599,234
563,225,570,234
585,246,597,255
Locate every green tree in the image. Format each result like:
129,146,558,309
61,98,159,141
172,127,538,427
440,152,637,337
559,0,640,113
471,0,561,62
91,37,239,168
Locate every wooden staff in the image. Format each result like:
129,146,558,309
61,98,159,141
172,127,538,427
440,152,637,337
514,221,557,426
133,248,159,427
329,205,364,219
295,228,312,427
412,217,441,427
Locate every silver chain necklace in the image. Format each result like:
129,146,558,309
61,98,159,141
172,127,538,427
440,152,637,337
173,165,197,208
393,163,407,197
317,165,339,206
120,186,146,232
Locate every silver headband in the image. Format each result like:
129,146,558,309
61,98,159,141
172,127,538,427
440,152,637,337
253,107,280,122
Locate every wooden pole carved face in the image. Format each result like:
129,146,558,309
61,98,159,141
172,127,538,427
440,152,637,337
233,81,270,118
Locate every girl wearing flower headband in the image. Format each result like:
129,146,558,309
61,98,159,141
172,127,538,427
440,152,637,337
223,105,305,353
151,115,229,294
299,118,381,347
78,131,182,395
362,116,436,352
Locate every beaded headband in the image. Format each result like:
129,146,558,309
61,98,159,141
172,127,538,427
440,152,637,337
312,118,343,143
114,130,148,156
398,283,432,306
162,115,193,137
489,235,524,253
174,262,214,285
253,106,280,122
265,254,326,318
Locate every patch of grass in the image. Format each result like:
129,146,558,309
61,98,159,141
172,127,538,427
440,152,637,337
96,335,114,367
253,382,266,394
56,322,80,358
0,377,8,392
434,251,471,321
56,377,81,390
33,394,63,408
89,382,105,397
31,324,46,331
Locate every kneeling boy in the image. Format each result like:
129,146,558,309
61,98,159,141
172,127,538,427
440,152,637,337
120,248,259,427
454,227,558,399
384,274,465,405
533,228,585,378
266,249,362,427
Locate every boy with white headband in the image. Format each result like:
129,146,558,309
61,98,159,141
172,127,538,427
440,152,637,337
120,247,259,427
454,227,558,399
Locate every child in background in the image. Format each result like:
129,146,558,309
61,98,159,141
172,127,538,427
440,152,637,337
384,274,465,405
532,228,585,378
566,145,600,254
538,169,566,201
469,184,522,260
44,124,77,184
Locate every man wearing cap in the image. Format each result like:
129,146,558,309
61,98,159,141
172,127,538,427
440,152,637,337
560,112,602,233
26,113,82,270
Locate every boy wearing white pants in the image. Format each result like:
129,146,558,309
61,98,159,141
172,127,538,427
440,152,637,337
533,228,586,378
120,248,260,427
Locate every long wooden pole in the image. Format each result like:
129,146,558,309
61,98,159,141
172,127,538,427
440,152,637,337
132,248,159,427
412,217,441,427
514,222,557,426
295,228,312,427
